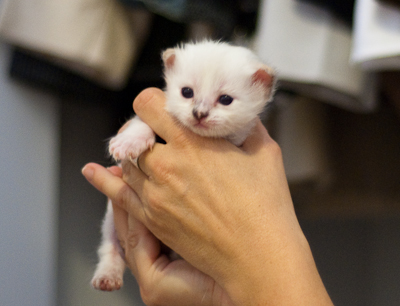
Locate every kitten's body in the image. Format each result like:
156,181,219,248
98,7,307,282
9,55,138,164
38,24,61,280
92,40,276,291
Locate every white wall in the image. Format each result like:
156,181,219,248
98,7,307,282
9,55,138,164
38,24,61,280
0,43,60,306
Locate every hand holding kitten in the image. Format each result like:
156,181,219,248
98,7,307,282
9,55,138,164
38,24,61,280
83,88,333,306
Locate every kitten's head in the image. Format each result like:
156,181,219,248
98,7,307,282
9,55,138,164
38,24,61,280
162,40,276,138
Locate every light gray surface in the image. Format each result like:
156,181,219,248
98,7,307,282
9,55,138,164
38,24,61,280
0,43,60,306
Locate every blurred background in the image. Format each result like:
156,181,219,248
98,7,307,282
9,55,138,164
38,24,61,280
1,0,400,305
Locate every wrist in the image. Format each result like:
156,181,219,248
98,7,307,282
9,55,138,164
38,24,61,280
221,231,332,306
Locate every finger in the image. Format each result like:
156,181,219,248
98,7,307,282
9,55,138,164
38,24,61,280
241,119,276,153
128,139,165,175
107,165,123,177
133,88,181,143
112,199,163,281
112,202,129,250
136,154,145,174
120,159,148,201
82,163,142,214
126,215,165,281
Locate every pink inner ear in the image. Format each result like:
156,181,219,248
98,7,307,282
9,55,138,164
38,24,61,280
162,48,176,69
252,68,273,88
165,54,176,69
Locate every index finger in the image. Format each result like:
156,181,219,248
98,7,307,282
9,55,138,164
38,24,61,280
133,88,180,143
82,163,143,215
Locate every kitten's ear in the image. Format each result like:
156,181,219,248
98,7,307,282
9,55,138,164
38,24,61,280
162,48,176,70
252,65,275,92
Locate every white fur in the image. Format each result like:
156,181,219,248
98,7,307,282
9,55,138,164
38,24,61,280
91,200,125,291
92,40,276,291
109,117,155,161
164,40,275,145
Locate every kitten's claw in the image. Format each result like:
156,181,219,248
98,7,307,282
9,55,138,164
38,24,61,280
109,133,155,161
92,275,123,291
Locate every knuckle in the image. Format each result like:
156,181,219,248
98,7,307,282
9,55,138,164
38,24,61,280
140,284,163,306
125,230,140,255
271,141,283,160
139,276,168,306
148,158,175,185
269,138,282,157
146,190,164,213
133,88,164,114
267,139,285,166
113,184,132,211
118,239,126,254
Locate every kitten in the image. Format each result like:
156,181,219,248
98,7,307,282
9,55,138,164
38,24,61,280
91,40,276,291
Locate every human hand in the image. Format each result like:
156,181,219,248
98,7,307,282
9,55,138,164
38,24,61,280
83,88,333,306
87,166,233,305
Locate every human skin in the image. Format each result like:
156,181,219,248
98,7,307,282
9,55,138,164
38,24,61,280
82,88,333,306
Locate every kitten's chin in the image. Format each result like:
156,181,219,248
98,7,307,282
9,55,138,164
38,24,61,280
189,123,211,135
188,123,230,138
190,127,215,137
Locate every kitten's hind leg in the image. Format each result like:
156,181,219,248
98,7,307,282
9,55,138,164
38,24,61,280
92,199,125,291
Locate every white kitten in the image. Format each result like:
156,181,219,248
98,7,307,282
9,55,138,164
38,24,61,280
91,40,276,291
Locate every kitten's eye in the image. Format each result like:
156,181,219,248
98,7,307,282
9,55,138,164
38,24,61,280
218,95,234,105
181,87,194,99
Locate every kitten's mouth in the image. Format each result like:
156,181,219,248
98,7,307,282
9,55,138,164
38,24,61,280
193,119,210,129
193,123,208,129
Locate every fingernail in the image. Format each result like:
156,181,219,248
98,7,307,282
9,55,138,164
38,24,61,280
82,165,94,181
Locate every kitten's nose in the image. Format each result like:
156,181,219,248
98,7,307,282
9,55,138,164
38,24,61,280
192,109,209,120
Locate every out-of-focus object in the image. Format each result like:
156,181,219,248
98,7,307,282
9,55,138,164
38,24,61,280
297,0,355,26
378,0,400,9
352,0,400,72
274,94,332,187
254,0,376,112
381,71,400,117
0,0,140,89
119,0,237,38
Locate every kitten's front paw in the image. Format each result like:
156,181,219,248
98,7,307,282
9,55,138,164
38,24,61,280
109,132,155,161
92,274,123,291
